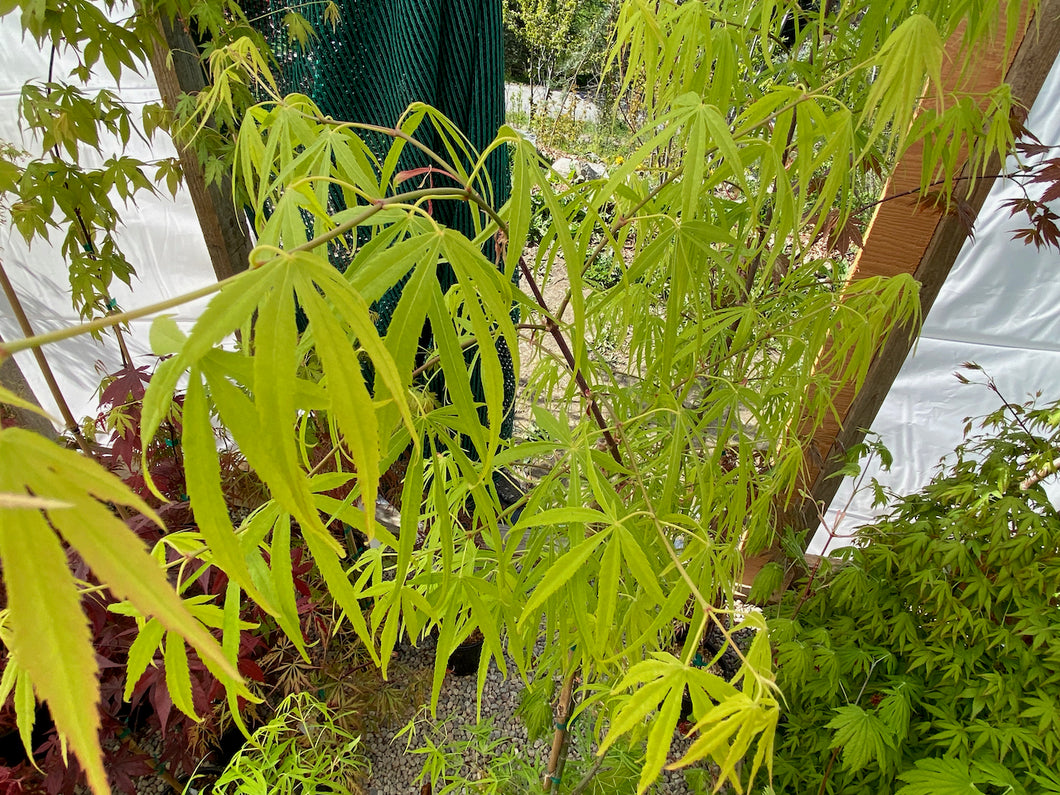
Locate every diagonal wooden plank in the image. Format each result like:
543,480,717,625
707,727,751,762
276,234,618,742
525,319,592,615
796,1,1060,536
743,2,1060,588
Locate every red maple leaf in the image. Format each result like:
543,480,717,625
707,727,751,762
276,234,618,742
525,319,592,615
1016,139,1052,159
954,198,977,238
828,214,864,253
98,364,151,410
1001,196,1038,218
1029,157,1060,204
103,745,153,795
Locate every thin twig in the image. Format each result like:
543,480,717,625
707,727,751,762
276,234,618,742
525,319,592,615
288,187,469,254
45,45,134,369
518,257,622,466
853,170,1025,215
407,322,547,383
69,205,133,367
308,441,343,478
409,337,479,381
0,186,468,358
790,447,881,619
816,747,841,795
567,754,607,795
245,0,334,24
0,275,235,356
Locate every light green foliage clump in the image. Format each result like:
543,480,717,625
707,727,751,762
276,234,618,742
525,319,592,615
768,397,1060,794
211,692,368,795
403,712,642,795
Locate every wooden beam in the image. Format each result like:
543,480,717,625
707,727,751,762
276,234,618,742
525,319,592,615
146,14,253,282
795,1,1060,536
743,2,1060,588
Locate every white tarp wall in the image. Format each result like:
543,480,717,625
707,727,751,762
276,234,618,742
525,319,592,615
812,51,1060,555
0,13,217,426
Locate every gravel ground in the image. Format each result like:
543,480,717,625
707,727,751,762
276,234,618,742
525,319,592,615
359,633,716,795
111,624,750,795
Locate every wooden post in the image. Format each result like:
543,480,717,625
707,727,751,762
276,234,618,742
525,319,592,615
145,13,253,282
743,2,1060,586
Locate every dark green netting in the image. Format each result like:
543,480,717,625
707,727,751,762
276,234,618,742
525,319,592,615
245,0,516,442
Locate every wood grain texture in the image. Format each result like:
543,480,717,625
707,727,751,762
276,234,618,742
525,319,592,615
147,15,253,282
797,1,1060,536
743,2,1060,586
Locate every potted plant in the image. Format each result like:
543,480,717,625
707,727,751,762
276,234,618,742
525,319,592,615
447,627,485,677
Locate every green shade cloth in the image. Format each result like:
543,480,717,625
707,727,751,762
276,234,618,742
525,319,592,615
246,0,516,441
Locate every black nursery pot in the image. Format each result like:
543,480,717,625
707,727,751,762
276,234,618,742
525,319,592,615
680,687,694,722
447,639,484,677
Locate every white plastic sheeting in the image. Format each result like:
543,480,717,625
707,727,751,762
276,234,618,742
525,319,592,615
811,51,1060,555
0,14,217,425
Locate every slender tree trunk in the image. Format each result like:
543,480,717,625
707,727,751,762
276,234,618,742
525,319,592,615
0,259,87,442
0,332,56,438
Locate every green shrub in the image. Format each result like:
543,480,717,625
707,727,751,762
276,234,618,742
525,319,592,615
766,395,1060,794
0,1,1034,790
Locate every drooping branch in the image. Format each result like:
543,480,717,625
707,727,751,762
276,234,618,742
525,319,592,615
0,187,460,357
